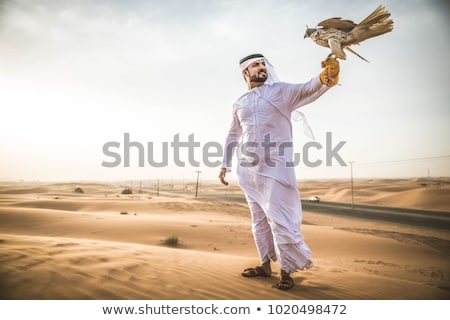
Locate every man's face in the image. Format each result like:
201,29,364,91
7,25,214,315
245,59,267,83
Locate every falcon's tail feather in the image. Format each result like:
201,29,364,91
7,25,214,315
358,5,391,27
350,5,393,44
345,47,369,63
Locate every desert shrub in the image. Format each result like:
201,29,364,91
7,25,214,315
163,236,179,247
121,188,132,194
74,187,84,194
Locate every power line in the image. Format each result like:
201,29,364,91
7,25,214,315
354,155,450,166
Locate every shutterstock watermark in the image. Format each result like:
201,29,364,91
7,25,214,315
101,132,347,168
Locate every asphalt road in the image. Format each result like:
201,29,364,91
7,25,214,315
301,200,450,231
199,192,450,231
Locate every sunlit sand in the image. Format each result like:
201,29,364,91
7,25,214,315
0,178,448,299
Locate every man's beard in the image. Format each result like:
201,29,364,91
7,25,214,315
250,71,268,83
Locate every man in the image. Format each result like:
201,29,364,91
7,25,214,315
219,53,339,290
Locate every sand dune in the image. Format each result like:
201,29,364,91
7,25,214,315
0,179,449,300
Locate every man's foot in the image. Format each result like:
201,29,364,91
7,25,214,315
241,266,271,278
273,271,294,290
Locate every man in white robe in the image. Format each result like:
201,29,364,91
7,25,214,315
219,53,339,290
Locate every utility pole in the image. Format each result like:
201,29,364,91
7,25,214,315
349,161,354,209
156,179,160,197
195,171,201,198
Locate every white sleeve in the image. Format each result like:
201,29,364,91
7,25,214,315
221,108,242,171
281,76,330,112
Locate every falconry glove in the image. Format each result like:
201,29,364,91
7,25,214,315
320,57,339,87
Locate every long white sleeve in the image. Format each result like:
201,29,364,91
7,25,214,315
221,108,242,171
283,76,330,113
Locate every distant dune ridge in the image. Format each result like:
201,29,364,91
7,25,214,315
0,178,449,299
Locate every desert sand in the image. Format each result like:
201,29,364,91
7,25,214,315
0,178,449,300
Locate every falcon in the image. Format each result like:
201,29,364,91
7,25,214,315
304,5,393,62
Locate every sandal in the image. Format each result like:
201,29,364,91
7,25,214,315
241,266,271,278
273,274,294,290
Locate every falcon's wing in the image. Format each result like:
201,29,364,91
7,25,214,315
318,18,356,32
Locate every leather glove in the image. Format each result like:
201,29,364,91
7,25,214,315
320,57,339,87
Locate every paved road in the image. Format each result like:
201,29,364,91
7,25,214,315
199,193,450,231
302,200,450,230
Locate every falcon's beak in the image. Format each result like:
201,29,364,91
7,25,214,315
304,25,309,38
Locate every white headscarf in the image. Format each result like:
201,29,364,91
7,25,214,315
239,54,315,140
239,56,279,85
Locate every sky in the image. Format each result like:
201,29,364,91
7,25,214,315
0,0,449,182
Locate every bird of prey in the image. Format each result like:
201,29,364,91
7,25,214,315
304,5,393,62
